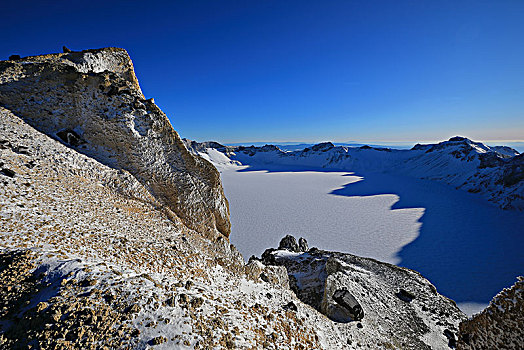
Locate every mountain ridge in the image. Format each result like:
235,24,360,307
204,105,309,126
0,47,231,237
184,136,524,210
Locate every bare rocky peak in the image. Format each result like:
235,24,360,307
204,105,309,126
308,142,335,152
0,47,230,237
412,136,519,159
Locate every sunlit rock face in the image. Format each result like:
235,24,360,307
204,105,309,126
0,48,230,237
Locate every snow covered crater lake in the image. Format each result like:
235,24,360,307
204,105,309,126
218,165,524,316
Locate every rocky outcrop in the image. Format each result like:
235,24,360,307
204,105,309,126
0,48,230,237
457,277,524,349
278,235,301,252
501,153,524,187
260,236,467,349
182,139,231,155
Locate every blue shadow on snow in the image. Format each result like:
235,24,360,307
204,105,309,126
234,164,524,305
330,171,524,304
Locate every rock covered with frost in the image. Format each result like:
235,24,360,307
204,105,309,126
260,235,467,349
457,277,524,349
0,105,328,349
0,48,230,236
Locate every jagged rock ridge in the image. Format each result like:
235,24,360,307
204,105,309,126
257,236,467,349
0,48,230,236
457,277,524,349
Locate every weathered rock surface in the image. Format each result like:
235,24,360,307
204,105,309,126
457,277,524,349
260,236,467,349
0,48,230,236
0,105,323,349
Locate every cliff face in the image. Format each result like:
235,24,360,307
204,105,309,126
0,48,230,237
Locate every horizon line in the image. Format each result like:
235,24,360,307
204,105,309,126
207,138,524,145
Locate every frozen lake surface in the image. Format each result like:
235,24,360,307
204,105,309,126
219,165,524,315
222,167,422,264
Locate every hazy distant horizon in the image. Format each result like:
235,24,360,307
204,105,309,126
221,139,524,145
187,138,524,153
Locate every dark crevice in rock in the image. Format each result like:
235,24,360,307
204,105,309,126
396,288,416,302
56,129,84,147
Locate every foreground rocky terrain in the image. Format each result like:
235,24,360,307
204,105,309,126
1,48,522,349
457,277,524,349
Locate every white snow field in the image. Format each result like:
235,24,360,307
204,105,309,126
221,167,423,265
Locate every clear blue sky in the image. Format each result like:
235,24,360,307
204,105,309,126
2,1,523,143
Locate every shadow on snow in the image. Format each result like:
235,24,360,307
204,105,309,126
235,163,524,305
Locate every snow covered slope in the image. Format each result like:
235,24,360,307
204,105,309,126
184,137,523,210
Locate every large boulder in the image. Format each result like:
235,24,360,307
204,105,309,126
278,235,300,252
332,288,364,321
260,239,467,348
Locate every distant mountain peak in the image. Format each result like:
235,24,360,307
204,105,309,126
448,136,471,142
308,142,335,152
